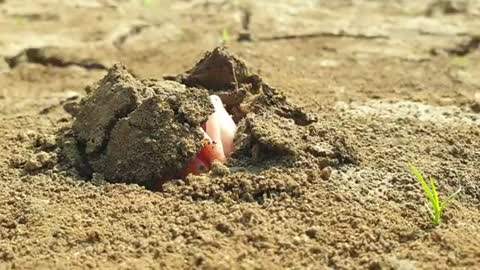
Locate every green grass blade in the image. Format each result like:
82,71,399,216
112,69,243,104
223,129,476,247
222,28,231,44
143,0,153,6
408,163,460,226
429,176,440,209
408,163,434,202
440,188,462,210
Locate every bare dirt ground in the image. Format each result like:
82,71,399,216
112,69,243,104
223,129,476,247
1,0,480,269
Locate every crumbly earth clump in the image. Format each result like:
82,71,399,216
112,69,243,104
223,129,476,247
68,64,213,186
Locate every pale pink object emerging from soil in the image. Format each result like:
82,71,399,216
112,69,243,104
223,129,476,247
180,95,237,176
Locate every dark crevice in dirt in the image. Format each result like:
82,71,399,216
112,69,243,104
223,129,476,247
471,102,480,113
258,31,389,42
6,12,60,21
241,8,251,31
419,30,469,37
237,8,253,42
445,36,480,56
426,0,469,16
39,94,81,115
6,47,108,70
113,24,151,49
60,133,93,178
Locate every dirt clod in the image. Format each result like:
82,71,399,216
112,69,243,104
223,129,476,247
210,160,230,176
70,64,212,185
24,151,56,171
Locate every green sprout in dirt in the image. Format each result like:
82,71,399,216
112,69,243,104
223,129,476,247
408,163,461,226
143,0,153,7
450,56,470,68
221,28,231,46
16,17,26,27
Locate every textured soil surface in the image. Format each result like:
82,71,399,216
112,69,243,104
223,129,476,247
1,1,480,269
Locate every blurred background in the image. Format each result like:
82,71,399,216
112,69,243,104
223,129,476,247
1,0,479,115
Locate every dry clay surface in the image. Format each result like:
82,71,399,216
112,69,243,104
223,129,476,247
1,0,480,269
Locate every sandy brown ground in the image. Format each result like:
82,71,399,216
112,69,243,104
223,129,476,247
1,0,480,269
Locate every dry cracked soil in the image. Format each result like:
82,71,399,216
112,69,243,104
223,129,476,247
1,0,480,269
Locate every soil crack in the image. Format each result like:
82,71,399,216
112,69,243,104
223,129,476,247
445,35,480,56
258,31,388,42
237,8,253,42
6,47,108,70
112,23,151,49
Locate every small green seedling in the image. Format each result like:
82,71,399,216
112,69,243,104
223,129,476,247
221,28,231,46
143,0,153,7
16,17,26,27
450,56,470,68
408,163,461,226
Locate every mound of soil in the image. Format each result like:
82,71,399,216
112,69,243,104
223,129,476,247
69,64,212,186
64,47,356,192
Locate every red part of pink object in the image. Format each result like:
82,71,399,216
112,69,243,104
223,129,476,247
180,95,236,177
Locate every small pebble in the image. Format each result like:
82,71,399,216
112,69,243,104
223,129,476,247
320,166,332,180
305,226,321,239
211,160,230,176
